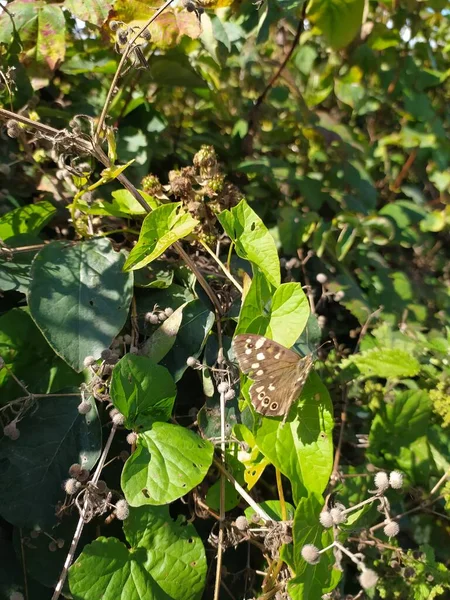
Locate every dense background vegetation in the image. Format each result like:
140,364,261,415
0,0,449,598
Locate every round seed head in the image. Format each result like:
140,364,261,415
3,422,20,440
316,273,327,284
123,334,132,344
383,521,400,538
68,463,82,477
64,478,81,495
319,510,334,528
96,480,108,493
359,568,378,590
334,290,345,301
374,471,389,492
164,307,174,316
217,381,229,394
109,20,120,31
224,389,236,401
330,507,347,525
77,401,91,415
389,471,403,489
301,544,321,565
119,450,129,462
101,349,112,360
112,412,125,426
158,312,167,322
56,538,65,549
48,540,57,552
186,356,198,367
404,566,415,578
77,468,90,482
83,356,96,367
234,516,249,531
126,431,138,445
115,499,130,520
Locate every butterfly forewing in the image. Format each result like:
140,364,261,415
233,334,314,419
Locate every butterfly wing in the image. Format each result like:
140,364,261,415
233,334,314,418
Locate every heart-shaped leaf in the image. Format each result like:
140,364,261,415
28,238,133,372
110,354,177,429
69,505,206,600
122,422,214,506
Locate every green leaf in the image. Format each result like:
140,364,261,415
63,0,112,26
288,495,341,599
0,308,82,404
76,189,157,219
70,506,206,600
141,303,187,364
28,238,133,372
122,422,214,506
110,354,177,429
254,374,334,502
124,203,198,271
245,500,295,522
0,201,57,241
347,348,421,378
0,234,39,293
0,394,101,529
370,389,431,453
267,283,310,347
160,299,215,382
308,0,365,49
235,270,272,335
218,199,280,288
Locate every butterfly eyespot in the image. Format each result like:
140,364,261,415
262,397,270,406
258,392,265,400
270,402,278,410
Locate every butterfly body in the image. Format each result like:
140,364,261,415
232,334,314,421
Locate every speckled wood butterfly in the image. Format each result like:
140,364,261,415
232,333,314,422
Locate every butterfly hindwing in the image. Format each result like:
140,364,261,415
232,334,314,419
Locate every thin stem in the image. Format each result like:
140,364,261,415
52,425,118,600
275,469,287,521
430,467,450,496
214,458,272,522
94,0,175,143
213,399,226,600
198,239,243,294
19,529,29,600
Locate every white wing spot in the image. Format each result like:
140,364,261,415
256,352,265,360
268,384,275,391
245,348,252,355
251,362,260,369
256,369,264,376
246,338,252,344
255,338,265,349
255,385,264,393
274,352,281,359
